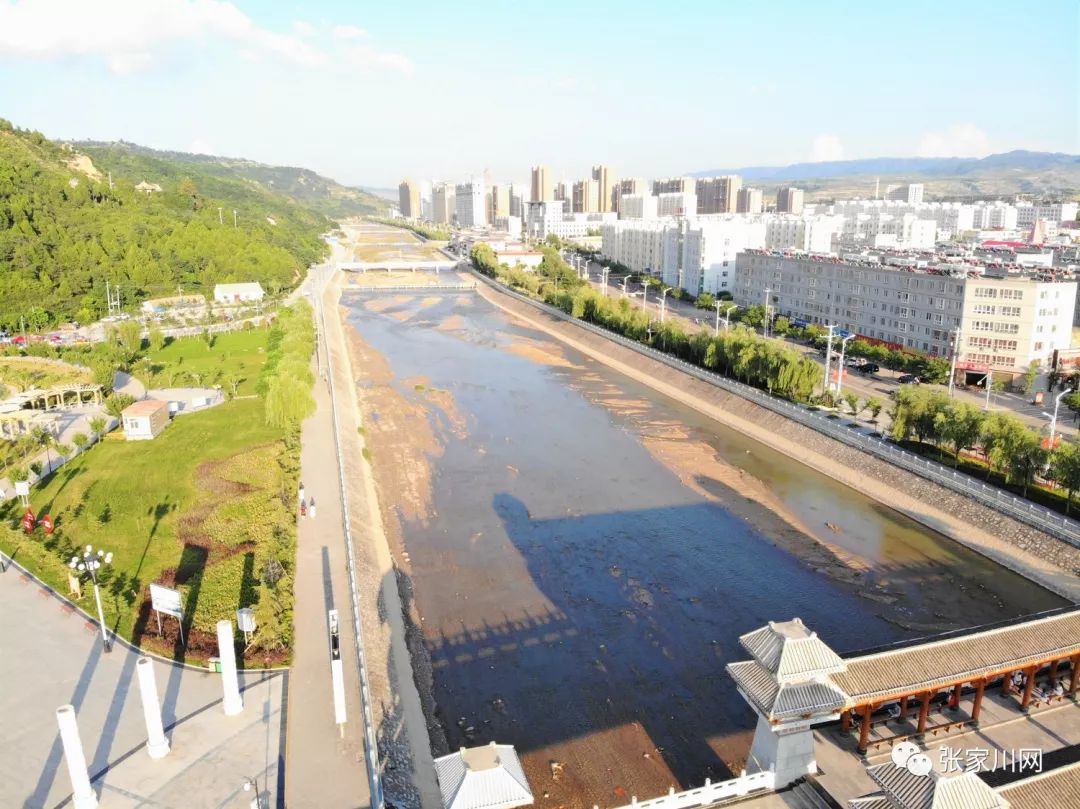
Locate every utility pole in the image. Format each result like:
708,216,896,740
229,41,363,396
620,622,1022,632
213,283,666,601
723,304,737,333
763,287,771,338
641,277,649,311
602,267,610,296
661,287,671,323
218,207,224,225
108,171,113,191
233,209,238,229
984,370,993,411
823,324,837,398
714,299,722,336
837,334,855,396
1049,386,1073,447
948,326,961,398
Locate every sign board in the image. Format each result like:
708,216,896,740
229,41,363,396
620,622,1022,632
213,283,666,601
149,583,184,619
14,481,30,497
237,607,256,633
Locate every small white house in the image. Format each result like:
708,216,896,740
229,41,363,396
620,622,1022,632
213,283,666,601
121,399,170,441
213,282,265,305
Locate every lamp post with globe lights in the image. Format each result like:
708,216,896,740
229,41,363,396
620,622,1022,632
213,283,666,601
243,776,264,809
70,545,113,652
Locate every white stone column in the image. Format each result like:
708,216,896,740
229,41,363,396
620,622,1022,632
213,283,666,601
136,657,170,759
55,705,98,809
217,619,243,715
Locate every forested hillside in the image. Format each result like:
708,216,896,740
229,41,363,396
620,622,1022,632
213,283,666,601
80,141,390,219
0,120,329,329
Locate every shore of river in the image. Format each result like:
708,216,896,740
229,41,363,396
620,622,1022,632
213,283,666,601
474,279,1080,602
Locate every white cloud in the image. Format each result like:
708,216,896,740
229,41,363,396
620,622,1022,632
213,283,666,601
0,0,409,76
917,123,992,158
341,45,413,76
810,134,845,163
333,24,369,40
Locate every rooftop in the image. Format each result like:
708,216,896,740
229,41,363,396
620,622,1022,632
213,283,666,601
433,743,533,809
122,399,169,417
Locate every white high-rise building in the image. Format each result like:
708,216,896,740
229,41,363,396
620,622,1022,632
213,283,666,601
455,178,487,227
432,183,456,224
657,192,697,217
764,215,843,254
419,180,433,221
618,194,658,220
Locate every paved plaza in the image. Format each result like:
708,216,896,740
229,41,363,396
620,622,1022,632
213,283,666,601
0,564,286,809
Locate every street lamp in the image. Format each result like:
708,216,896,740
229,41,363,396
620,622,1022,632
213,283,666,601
722,304,738,333
641,277,649,311
621,276,631,298
1047,386,1074,447
836,334,855,396
243,776,264,809
601,267,610,296
714,299,723,336
70,544,113,652
660,287,672,323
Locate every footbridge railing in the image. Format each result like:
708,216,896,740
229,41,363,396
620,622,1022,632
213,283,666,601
602,769,776,809
471,270,1080,551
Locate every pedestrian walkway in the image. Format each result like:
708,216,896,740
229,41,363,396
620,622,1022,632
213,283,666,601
0,564,284,809
284,359,372,809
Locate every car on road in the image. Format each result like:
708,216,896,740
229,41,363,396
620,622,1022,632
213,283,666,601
858,362,880,374
898,374,921,384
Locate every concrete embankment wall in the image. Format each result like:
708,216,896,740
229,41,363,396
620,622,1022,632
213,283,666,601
474,277,1080,602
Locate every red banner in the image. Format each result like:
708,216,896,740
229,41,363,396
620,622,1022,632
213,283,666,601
39,514,54,535
21,508,36,533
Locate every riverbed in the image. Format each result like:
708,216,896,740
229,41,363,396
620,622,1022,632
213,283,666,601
341,288,1063,809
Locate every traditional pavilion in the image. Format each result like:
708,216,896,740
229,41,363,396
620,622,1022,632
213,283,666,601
728,610,1080,787
433,743,534,809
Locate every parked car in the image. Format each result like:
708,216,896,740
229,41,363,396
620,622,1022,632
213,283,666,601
898,374,921,384
858,362,880,374
845,356,863,367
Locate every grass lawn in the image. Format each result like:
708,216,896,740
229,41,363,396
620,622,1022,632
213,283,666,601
142,328,270,396
0,356,91,391
0,397,293,664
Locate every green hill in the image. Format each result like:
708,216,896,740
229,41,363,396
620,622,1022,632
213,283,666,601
0,120,330,329
78,140,390,219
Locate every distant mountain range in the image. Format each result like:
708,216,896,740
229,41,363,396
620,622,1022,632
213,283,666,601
76,140,391,218
691,151,1080,200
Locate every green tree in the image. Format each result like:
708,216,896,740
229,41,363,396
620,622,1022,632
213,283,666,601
30,425,56,471
71,431,89,453
772,316,791,336
1050,443,1080,513
105,392,135,418
865,396,884,425
695,292,716,311
116,319,143,357
1017,361,1039,395
933,401,986,467
842,392,860,415
148,326,166,352
1008,431,1047,497
740,304,766,329
89,416,107,442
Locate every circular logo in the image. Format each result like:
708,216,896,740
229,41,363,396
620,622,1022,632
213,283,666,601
906,753,933,777
892,741,920,768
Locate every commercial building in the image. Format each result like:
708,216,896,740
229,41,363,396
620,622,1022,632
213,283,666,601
618,193,658,220
776,187,804,214
695,175,742,214
455,178,487,228
572,178,599,213
398,178,421,219
591,164,616,213
736,187,764,214
732,251,1076,372
432,183,456,224
530,165,554,202
657,191,697,217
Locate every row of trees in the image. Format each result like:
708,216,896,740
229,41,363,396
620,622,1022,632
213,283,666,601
889,386,1080,508
261,302,316,430
371,217,451,241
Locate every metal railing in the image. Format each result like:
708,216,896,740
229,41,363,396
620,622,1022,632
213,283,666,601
472,270,1080,549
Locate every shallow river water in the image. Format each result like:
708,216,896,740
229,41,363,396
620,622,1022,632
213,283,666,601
342,288,1063,808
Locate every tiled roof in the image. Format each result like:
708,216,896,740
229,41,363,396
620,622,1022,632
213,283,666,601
726,660,849,721
997,761,1080,809
434,744,534,809
122,398,168,417
835,610,1080,704
863,763,1005,809
739,618,847,682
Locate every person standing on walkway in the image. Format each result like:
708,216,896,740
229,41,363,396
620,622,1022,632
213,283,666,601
298,482,305,513
309,497,316,519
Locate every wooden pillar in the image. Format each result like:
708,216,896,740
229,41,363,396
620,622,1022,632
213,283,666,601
949,683,962,710
917,692,932,734
1048,659,1059,686
1069,654,1080,698
1021,665,1037,710
899,695,908,720
858,705,872,752
1002,670,1013,696
972,679,986,724
841,710,851,732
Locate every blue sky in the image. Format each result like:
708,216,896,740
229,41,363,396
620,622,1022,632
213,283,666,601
0,0,1076,187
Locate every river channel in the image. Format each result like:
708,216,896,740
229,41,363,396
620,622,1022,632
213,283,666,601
341,285,1063,809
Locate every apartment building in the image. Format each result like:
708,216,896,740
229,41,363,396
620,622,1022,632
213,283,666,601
652,177,695,196
525,201,614,241
572,178,599,213
885,183,924,204
695,175,742,214
1016,202,1079,227
455,178,487,227
838,212,937,250
592,164,616,213
431,183,456,224
601,217,764,296
733,251,1076,371
617,177,647,200
530,165,554,202
737,187,764,214
765,215,843,254
657,191,696,217
776,187,804,214
398,178,421,219
618,193,658,220
971,201,1019,230
488,184,510,223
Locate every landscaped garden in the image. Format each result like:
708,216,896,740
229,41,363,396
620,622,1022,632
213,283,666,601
0,302,316,665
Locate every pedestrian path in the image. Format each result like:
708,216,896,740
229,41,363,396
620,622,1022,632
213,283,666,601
283,354,371,808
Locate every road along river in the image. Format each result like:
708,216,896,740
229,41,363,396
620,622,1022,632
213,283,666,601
340,286,1063,809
